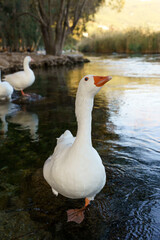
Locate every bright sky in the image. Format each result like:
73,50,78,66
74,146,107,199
91,0,160,31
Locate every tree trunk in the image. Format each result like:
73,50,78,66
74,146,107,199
41,25,55,55
53,21,67,56
53,32,66,56
41,24,66,56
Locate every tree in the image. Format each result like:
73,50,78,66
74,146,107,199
0,0,41,51
19,0,105,55
106,0,125,12
0,0,125,55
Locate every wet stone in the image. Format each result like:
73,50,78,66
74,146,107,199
12,92,45,105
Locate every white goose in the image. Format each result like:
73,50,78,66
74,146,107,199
0,70,13,100
43,74,112,223
4,56,35,96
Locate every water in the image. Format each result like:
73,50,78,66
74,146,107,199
0,54,160,239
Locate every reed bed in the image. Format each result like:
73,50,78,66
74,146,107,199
78,29,160,54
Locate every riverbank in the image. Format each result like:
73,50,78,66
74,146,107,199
0,52,90,74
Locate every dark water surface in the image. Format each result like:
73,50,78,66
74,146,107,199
0,54,160,239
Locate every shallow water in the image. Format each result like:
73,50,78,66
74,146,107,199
0,54,160,239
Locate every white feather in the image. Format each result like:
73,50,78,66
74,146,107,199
0,70,13,100
4,56,35,91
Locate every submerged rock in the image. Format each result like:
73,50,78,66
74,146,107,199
0,210,52,240
12,92,45,105
0,167,52,240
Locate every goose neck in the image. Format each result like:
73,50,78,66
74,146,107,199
74,93,93,147
24,60,31,73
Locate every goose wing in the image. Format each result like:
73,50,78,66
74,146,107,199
4,71,27,89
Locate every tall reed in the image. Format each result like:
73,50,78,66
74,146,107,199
78,29,160,54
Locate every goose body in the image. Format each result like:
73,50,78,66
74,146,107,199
0,70,13,100
43,74,112,223
4,56,35,96
44,130,105,200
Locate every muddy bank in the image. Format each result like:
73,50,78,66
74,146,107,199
0,52,90,74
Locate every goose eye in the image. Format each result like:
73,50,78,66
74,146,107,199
84,77,89,81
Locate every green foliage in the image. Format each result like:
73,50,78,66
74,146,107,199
0,0,42,51
78,29,160,54
64,35,78,51
106,0,125,12
0,0,125,54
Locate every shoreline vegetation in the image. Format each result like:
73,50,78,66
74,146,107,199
0,52,89,74
78,29,160,54
1,28,160,75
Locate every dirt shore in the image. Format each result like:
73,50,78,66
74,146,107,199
0,52,89,74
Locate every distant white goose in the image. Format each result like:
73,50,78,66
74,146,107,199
4,56,35,96
0,70,13,100
43,74,112,224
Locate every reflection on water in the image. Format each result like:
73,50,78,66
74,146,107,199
0,102,20,137
8,111,39,141
0,55,160,239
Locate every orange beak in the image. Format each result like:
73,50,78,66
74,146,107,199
31,58,34,62
94,76,112,87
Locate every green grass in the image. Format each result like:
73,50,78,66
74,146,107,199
78,29,160,54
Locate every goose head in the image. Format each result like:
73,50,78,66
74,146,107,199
24,56,34,64
77,75,112,98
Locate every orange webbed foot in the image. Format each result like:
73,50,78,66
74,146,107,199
66,198,90,224
67,208,85,224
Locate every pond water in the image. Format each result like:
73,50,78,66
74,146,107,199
0,54,160,239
